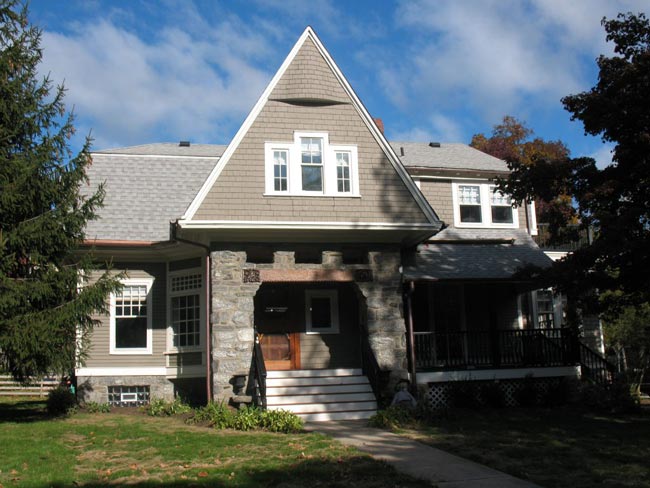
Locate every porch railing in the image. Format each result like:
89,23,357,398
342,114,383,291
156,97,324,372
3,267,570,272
251,335,267,409
414,328,577,371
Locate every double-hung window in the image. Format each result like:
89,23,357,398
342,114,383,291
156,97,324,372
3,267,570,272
169,270,203,350
264,132,359,196
452,182,518,228
110,278,153,354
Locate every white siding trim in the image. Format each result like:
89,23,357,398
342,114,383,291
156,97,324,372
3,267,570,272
178,220,437,230
417,366,581,384
76,367,166,376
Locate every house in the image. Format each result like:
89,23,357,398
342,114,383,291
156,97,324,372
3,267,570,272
76,27,601,419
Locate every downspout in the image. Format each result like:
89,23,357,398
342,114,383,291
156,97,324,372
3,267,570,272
403,281,417,395
171,221,212,403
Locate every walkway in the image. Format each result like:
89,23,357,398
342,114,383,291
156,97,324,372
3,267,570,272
309,420,541,488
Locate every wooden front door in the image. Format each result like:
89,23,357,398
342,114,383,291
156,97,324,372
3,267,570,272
258,333,300,370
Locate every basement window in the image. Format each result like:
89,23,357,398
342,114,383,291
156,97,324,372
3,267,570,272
107,385,150,406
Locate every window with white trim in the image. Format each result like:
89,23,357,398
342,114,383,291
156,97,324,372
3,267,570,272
169,270,203,350
452,182,519,228
264,132,359,196
110,279,153,355
305,290,339,334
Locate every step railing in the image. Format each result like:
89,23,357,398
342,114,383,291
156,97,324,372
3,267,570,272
251,334,267,409
361,335,385,407
579,342,616,384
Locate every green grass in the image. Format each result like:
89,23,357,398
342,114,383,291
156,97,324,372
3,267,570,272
0,397,429,488
398,406,650,488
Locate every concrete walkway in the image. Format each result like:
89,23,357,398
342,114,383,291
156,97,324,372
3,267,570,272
308,420,540,488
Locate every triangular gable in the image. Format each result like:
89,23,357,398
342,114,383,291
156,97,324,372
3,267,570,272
181,27,439,227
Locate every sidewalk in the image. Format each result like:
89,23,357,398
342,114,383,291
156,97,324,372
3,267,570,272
308,420,540,488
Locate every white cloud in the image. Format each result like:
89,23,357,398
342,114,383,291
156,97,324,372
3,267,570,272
390,113,464,142
590,143,615,169
40,14,272,148
384,0,648,127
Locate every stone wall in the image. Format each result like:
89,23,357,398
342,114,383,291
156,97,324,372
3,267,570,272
76,375,173,404
209,247,407,401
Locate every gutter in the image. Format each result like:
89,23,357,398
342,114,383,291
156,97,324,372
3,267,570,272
170,221,213,404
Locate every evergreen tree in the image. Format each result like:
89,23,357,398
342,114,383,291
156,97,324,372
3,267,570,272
0,0,120,380
497,12,650,311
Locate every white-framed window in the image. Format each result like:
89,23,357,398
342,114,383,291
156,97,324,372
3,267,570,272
452,181,519,228
109,278,154,355
168,268,203,351
264,131,359,196
305,290,339,334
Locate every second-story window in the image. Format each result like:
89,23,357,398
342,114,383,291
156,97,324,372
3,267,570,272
300,137,323,192
453,181,519,228
458,185,482,223
490,185,514,224
264,132,359,197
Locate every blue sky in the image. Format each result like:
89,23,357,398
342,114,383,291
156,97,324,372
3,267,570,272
29,0,647,167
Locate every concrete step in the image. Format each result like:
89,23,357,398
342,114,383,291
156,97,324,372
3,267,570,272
268,400,377,414
267,383,373,396
298,410,376,422
266,375,369,388
267,392,376,405
266,368,362,379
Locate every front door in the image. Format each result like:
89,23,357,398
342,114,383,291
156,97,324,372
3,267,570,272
258,333,300,370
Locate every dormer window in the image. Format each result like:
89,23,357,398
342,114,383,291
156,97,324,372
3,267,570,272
452,181,518,228
265,132,359,197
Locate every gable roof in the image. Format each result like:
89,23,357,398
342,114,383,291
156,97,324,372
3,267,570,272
392,142,508,173
181,27,439,227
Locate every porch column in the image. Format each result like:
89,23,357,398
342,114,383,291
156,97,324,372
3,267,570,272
357,251,407,390
210,250,260,401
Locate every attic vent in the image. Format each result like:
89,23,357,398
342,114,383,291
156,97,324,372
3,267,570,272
179,141,190,147
400,147,405,156
429,142,441,148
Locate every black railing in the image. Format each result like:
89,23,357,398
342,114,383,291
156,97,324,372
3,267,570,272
251,335,267,409
414,328,577,371
361,335,385,407
579,342,616,384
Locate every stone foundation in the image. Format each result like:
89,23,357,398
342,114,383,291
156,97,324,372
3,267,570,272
210,247,408,402
76,375,173,404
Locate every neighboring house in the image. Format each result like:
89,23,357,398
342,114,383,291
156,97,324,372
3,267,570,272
77,27,601,419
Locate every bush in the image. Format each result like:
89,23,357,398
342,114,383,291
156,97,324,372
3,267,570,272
368,405,414,429
187,402,235,429
480,381,506,408
231,405,261,431
260,409,304,433
540,378,571,407
84,401,111,413
142,397,192,417
47,386,77,416
578,376,639,413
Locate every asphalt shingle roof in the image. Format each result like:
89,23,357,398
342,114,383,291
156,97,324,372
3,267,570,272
83,150,220,242
404,229,552,280
97,143,227,158
390,142,508,173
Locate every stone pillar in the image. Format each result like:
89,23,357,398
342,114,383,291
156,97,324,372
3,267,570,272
210,250,260,401
357,251,407,389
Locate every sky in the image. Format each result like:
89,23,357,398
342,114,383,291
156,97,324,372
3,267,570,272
28,0,648,167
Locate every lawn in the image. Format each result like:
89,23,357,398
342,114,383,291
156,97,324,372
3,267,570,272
398,406,650,488
0,398,429,488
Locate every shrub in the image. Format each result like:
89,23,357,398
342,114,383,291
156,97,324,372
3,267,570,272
540,378,571,407
143,397,192,417
578,376,639,413
84,401,111,413
231,405,262,431
480,381,506,408
260,409,304,433
368,405,414,429
47,386,77,416
188,401,235,429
